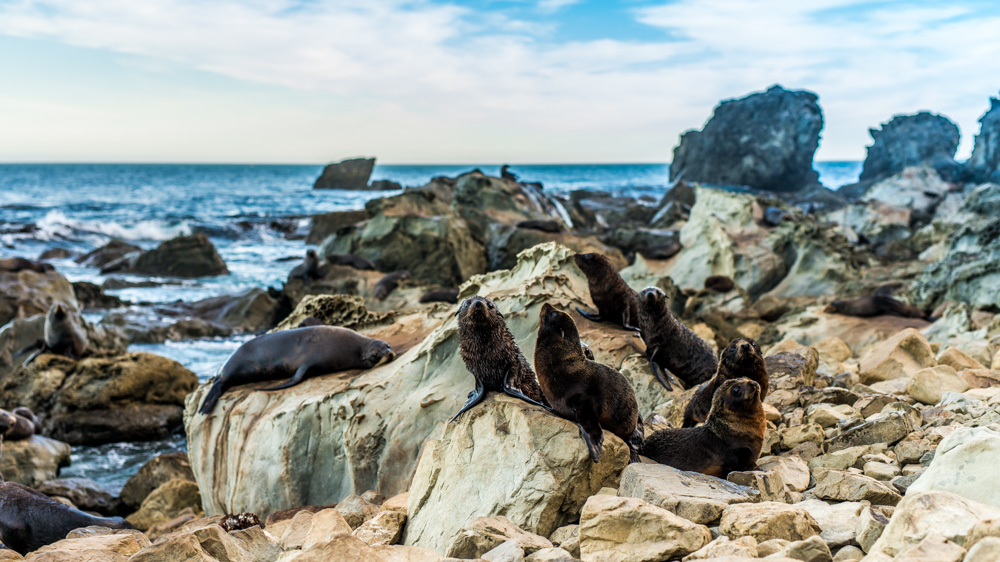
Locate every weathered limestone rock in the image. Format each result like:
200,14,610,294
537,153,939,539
578,495,711,562
280,535,383,561
482,539,526,562
0,435,70,487
28,530,150,561
549,525,579,559
812,469,901,505
822,412,913,453
856,505,892,553
126,478,203,532
719,501,821,542
769,535,833,562
617,463,758,525
354,509,406,547
937,347,986,371
337,493,380,529
524,546,575,561
909,426,1000,506
120,452,195,510
683,535,758,560
907,365,969,405
858,328,936,384
796,499,864,548
866,491,1000,559
894,534,966,562
966,536,1000,562
313,157,376,190
230,525,282,562
445,516,552,559
404,394,626,553
758,455,810,492
779,423,825,449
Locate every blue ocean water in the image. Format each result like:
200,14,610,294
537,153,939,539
0,161,861,492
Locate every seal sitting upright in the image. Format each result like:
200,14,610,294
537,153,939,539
636,286,717,390
534,303,642,463
642,378,766,478
198,326,395,414
14,303,88,367
450,296,548,422
572,253,641,333
683,338,767,428
287,249,322,286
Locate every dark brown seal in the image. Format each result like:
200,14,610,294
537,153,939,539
573,253,640,332
704,275,736,293
0,481,133,555
637,286,717,391
0,258,53,274
198,326,395,414
326,253,376,270
534,303,642,463
374,270,410,300
825,295,928,319
642,378,766,478
683,338,767,428
0,408,35,441
15,303,88,367
516,219,562,233
419,289,459,304
450,296,548,421
288,249,322,286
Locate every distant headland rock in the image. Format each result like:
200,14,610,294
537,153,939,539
313,157,403,191
967,96,1000,184
670,85,823,193
859,111,961,184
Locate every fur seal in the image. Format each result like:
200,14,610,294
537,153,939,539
704,275,736,293
450,296,548,421
419,289,459,304
573,253,640,332
326,253,376,270
15,303,88,367
636,287,717,391
288,250,322,286
825,295,928,319
534,303,642,463
0,481,133,555
516,220,562,233
683,338,767,428
198,326,395,414
374,271,410,300
642,378,766,478
0,409,35,441
296,316,325,328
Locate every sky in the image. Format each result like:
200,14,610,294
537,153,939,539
0,0,999,164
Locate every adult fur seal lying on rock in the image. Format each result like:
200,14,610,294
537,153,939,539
0,408,36,441
14,303,88,367
534,303,642,463
0,481,133,556
825,295,929,320
573,253,640,333
450,296,548,422
198,326,395,414
642,378,766,478
683,338,768,428
636,286,717,390
374,271,410,300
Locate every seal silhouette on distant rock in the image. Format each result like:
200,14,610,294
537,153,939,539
287,249,322,286
573,253,640,333
15,303,88,367
198,326,395,414
0,408,36,441
825,295,928,320
419,289,459,304
704,275,736,293
636,286,717,390
683,338,767,428
642,378,766,478
516,220,563,233
534,303,643,463
450,296,548,422
326,253,376,270
374,271,409,300
0,481,133,556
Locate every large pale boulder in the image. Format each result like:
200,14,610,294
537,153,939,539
858,328,936,384
578,495,711,562
126,478,203,531
907,365,969,404
404,394,626,553
28,530,150,561
866,491,1000,559
908,427,1000,506
617,463,758,525
0,435,70,487
719,502,821,542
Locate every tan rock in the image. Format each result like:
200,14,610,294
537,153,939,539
372,544,444,562
822,412,913,453
893,534,965,562
578,495,711,562
856,505,892,553
525,547,576,561
444,516,551,559
0,435,71,488
866,491,1000,558
355,509,406,547
907,365,969,404
961,369,1000,389
812,469,901,505
27,531,149,562
858,328,935,384
279,534,383,561
299,508,353,551
0,551,22,561
618,463,759,524
805,404,857,428
683,535,758,560
908,426,1000,507
726,471,793,503
191,525,254,562
381,493,409,514
779,424,825,450
482,539,525,562
965,536,1000,562
337,493,380,529
808,444,886,471
719,501,820,542
758,455,810,492
796,499,864,548
549,525,579,558
768,535,832,562
937,347,986,371
120,452,195,510
863,461,900,481
229,525,283,562
756,538,790,557
831,545,863,561
126,478,202,532
127,533,216,562
993,349,1000,370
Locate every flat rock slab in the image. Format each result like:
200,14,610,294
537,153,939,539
618,463,759,524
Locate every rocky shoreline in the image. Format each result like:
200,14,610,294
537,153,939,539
1,85,1000,560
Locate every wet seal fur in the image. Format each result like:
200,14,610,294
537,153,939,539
704,275,736,293
198,326,395,414
374,270,410,300
825,295,929,320
573,253,640,332
637,286,717,390
288,249,322,286
642,378,766,478
450,296,548,421
534,303,642,463
419,289,459,304
0,481,133,555
14,303,88,367
683,338,767,428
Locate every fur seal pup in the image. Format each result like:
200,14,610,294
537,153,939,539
419,289,459,304
0,481,133,555
15,303,88,367
288,250,322,286
198,326,395,414
825,295,928,319
573,253,640,332
704,275,736,293
516,220,562,233
326,253,376,270
374,270,410,300
0,409,35,441
450,296,548,422
683,338,767,428
636,287,717,391
534,303,642,462
642,378,766,478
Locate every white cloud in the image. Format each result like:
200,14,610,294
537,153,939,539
0,0,998,162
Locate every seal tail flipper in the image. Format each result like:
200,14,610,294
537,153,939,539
258,365,310,392
576,406,604,463
20,348,45,368
501,370,547,409
449,379,486,423
647,350,673,391
198,378,228,415
575,307,602,323
13,339,44,359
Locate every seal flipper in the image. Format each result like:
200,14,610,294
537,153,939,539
19,347,46,368
628,414,644,463
575,307,602,323
724,446,758,473
501,369,547,409
258,365,310,392
13,339,44,359
576,403,605,463
647,348,673,391
449,379,486,423
198,377,229,415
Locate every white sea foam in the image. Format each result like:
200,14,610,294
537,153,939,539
37,210,192,242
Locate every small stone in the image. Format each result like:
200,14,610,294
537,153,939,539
812,469,901,505
771,535,833,562
965,536,1000,562
758,455,810,492
832,544,864,561
483,539,526,562
796,499,864,549
683,535,758,560
578,495,711,562
858,328,936,384
863,461,900,481
937,347,986,371
336,493,380,529
907,365,969,405
822,412,913,453
719,501,820,543
125,478,202,532
805,405,857,428
354,509,406,546
780,424,825,449
852,394,898,418
549,524,579,558
808,443,886,471
855,505,892,553
757,538,791,557
446,516,553,559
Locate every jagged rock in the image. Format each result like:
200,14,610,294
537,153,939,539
796,499,864,548
0,266,77,327
404,395,626,553
307,210,369,244
812,469,901,505
445,516,552,559
937,347,986,371
967,97,1000,183
670,85,823,192
861,166,951,215
0,435,71,487
825,201,910,254
858,328,936,384
757,455,810,492
113,233,228,278
618,463,759,525
126,478,203,532
549,525,579,559
859,112,961,184
38,478,119,516
271,294,394,332
856,505,892,553
769,535,833,562
337,493,380,529
719,501,820,543
779,424,825,450
120,452,196,510
28,530,150,561
76,239,141,268
823,412,913,453
578,495,711,562
354,509,406,547
865,491,1000,559
73,281,125,310
907,365,969,404
313,157,376,190
909,426,1000,506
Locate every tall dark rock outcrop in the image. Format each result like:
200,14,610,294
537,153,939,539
859,112,960,183
966,97,1000,184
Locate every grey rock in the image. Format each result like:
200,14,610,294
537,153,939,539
859,112,961,184
313,157,376,190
